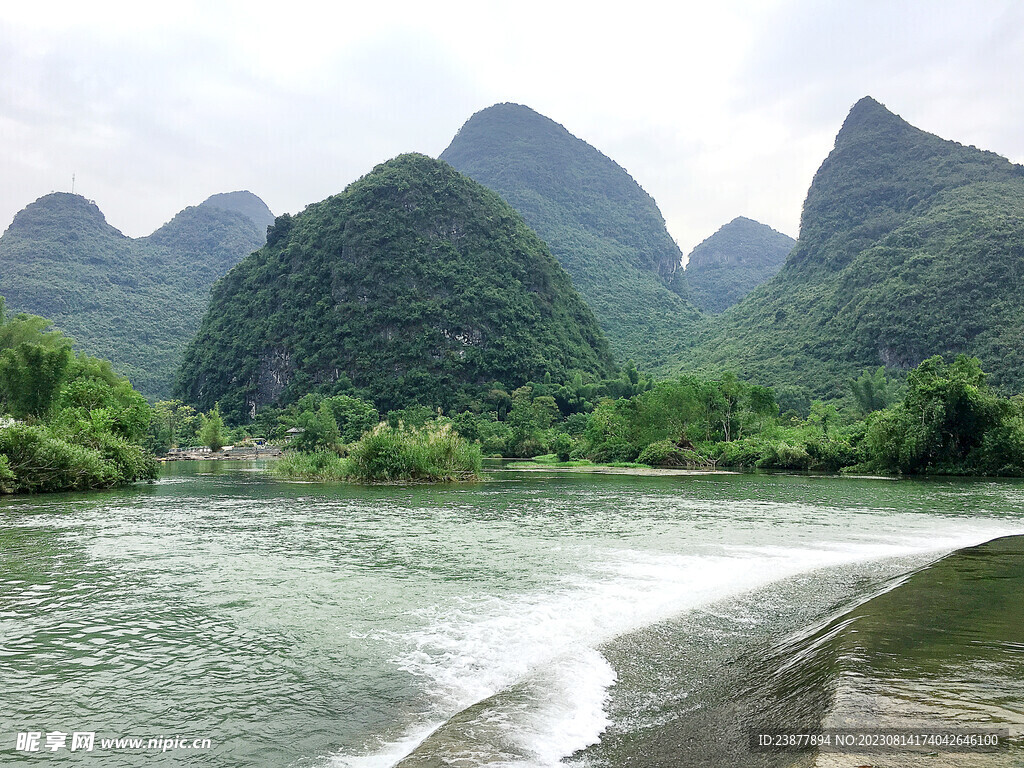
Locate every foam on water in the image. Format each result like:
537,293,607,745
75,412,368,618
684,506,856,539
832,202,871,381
329,518,1024,768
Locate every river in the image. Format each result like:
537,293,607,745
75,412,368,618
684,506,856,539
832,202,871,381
2,462,1022,767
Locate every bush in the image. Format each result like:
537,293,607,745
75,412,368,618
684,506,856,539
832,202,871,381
477,419,511,457
199,405,227,452
0,455,16,493
588,436,639,464
272,450,349,481
0,424,113,493
550,432,574,462
714,437,812,470
636,440,687,467
761,441,812,470
978,417,1024,476
345,422,482,482
806,435,860,472
90,431,159,484
322,395,379,443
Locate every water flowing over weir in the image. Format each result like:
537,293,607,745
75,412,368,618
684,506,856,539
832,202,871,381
2,464,1024,768
577,537,1024,768
328,480,1024,768
369,543,1023,768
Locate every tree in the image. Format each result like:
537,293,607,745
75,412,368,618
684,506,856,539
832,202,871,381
507,386,558,457
199,404,226,452
292,404,340,453
550,432,573,462
322,395,379,443
58,355,151,441
0,342,71,420
808,401,840,437
849,367,896,415
0,300,74,420
712,373,744,442
865,355,1006,473
743,384,778,435
0,299,158,493
148,400,202,453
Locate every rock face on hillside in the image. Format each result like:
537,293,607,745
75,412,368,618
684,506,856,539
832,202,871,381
0,190,270,397
175,154,617,421
672,97,1024,397
677,217,794,313
441,103,704,371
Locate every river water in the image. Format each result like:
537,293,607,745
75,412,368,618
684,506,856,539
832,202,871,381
1,462,1022,767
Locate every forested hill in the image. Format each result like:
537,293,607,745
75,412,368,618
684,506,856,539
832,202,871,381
197,190,276,231
671,96,1024,399
0,190,270,398
440,103,704,371
143,197,269,277
176,153,617,422
675,216,794,313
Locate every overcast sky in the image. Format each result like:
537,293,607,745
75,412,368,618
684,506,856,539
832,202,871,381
2,0,1022,257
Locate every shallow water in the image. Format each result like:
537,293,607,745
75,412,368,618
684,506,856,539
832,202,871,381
1,462,1022,767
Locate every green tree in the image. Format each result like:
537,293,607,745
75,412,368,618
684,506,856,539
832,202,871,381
199,404,226,452
849,367,896,415
550,432,574,462
0,343,71,420
865,355,1005,473
147,400,202,453
808,401,840,438
0,299,158,493
743,384,778,435
507,386,558,457
292,404,341,453
58,355,150,441
322,395,379,443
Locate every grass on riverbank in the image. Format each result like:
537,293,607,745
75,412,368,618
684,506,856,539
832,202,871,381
272,450,350,481
272,422,482,483
506,454,652,470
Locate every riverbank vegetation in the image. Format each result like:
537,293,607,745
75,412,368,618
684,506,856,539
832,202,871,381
0,299,157,493
495,355,1024,477
242,353,1024,479
273,422,482,483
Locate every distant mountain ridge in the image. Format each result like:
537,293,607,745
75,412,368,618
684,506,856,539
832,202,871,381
199,191,276,232
676,216,794,313
672,96,1024,397
176,154,616,421
0,190,272,398
441,103,704,370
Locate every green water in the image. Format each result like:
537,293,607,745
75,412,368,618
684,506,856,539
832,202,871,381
1,462,1022,767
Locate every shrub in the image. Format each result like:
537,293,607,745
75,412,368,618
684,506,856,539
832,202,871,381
272,450,349,481
637,440,687,467
550,432,574,462
588,436,639,464
806,436,860,472
0,424,113,492
0,455,15,493
345,422,482,482
761,441,812,470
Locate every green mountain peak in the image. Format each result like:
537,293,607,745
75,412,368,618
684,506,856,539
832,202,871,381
678,217,795,313
673,97,1024,397
795,95,1023,272
0,191,268,397
199,190,275,231
176,153,616,420
5,192,124,240
441,103,702,372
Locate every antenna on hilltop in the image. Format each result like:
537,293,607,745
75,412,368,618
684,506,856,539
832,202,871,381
71,173,76,194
